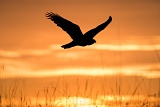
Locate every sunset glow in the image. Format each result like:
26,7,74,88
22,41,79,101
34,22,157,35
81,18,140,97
0,43,160,58
0,0,160,107
1,95,158,107
1,63,160,78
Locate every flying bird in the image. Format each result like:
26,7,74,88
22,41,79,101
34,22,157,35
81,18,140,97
46,12,112,49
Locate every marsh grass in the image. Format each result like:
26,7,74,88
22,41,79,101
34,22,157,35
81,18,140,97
0,59,160,107
0,73,159,107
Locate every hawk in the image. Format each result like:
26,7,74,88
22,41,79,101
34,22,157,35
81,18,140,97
46,12,112,49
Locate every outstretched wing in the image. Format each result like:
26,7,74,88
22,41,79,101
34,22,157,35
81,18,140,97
46,12,83,41
84,16,112,39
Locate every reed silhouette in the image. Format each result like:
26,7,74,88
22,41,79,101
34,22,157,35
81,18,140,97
46,12,112,49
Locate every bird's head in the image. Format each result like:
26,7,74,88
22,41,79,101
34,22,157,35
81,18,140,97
92,39,96,43
88,39,96,45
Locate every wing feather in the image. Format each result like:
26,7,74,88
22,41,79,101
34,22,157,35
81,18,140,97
46,12,83,40
84,16,112,39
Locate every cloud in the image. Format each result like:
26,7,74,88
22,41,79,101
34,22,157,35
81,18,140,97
84,44,160,51
2,63,160,78
1,43,160,59
0,50,21,57
1,43,160,78
0,49,52,58
49,43,160,51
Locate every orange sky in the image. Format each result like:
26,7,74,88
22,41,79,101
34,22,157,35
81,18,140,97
0,0,160,101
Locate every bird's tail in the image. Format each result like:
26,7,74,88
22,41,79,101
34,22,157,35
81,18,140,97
61,41,77,49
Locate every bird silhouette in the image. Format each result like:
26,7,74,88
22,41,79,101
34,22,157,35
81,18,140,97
46,12,112,49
